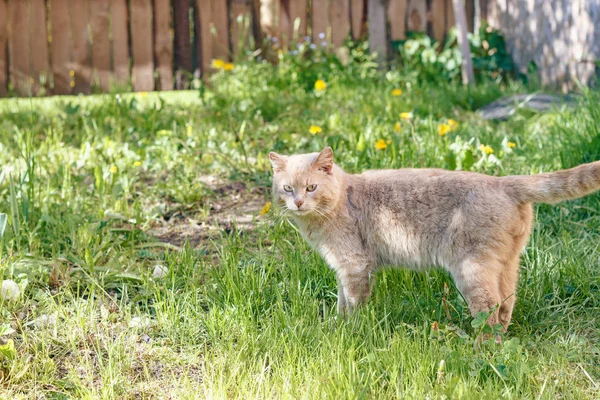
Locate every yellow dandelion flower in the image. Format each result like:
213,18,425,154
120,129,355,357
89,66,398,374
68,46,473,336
508,141,516,148
479,144,494,154
314,79,327,91
391,88,402,96
69,81,75,88
375,139,387,150
260,201,272,215
400,112,413,120
110,165,118,173
186,123,193,137
394,122,401,132
309,125,322,135
211,59,226,69
134,161,142,167
69,69,75,77
139,91,148,98
223,63,234,71
438,123,451,137
447,119,459,130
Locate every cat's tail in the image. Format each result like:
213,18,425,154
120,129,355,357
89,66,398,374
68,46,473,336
502,160,600,204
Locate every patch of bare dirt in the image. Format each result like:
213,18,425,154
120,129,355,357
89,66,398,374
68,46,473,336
147,175,270,249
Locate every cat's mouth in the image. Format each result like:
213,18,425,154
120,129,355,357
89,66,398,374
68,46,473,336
291,209,312,216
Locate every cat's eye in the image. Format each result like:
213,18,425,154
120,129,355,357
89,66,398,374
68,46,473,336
306,184,317,192
283,185,293,192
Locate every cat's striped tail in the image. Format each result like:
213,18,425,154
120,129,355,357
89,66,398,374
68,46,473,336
503,160,600,204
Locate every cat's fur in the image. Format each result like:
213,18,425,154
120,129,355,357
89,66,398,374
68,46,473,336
269,147,600,330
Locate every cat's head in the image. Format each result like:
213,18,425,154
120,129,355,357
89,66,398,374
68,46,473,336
269,147,341,218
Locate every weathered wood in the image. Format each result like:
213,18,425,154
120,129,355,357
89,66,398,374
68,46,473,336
330,0,350,47
452,0,474,84
0,0,9,96
368,0,387,67
466,0,474,31
251,0,262,45
212,0,230,59
195,0,212,79
289,0,307,39
430,0,446,43
154,0,173,90
445,0,455,28
29,0,49,94
50,0,72,94
406,0,426,32
311,0,329,44
278,0,290,46
8,0,30,95
388,0,407,41
231,0,252,58
173,0,191,88
70,0,91,94
90,0,111,91
130,0,154,91
350,0,364,40
110,0,130,88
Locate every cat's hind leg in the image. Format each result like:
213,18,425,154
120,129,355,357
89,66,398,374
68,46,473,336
451,258,503,328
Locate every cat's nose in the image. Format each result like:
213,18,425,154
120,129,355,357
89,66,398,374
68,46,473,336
294,198,304,208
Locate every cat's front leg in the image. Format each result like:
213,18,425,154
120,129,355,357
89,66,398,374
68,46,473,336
336,274,347,314
338,266,375,314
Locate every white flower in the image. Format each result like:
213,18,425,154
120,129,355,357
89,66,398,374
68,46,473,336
1,280,20,301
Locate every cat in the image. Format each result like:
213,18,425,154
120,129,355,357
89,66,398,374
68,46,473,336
269,146,600,331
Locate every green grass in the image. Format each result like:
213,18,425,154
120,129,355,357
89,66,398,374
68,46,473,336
0,56,599,399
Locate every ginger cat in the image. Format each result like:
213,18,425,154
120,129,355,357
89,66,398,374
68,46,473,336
269,147,600,331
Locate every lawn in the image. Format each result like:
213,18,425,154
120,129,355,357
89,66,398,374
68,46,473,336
1,53,599,399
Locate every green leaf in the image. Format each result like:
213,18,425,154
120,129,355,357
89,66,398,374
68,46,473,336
0,339,16,361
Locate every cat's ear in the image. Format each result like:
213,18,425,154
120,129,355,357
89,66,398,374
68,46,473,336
312,147,333,174
269,152,288,173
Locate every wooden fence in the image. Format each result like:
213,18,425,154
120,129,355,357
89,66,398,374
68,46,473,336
0,0,479,97
1,0,595,97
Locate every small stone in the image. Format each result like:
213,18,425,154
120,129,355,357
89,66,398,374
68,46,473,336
1,280,21,301
152,265,168,279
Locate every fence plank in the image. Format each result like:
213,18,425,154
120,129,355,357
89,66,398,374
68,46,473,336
445,0,455,28
289,0,307,39
173,0,191,88
130,0,154,91
8,0,31,95
278,0,290,46
30,0,49,94
110,2,129,87
231,0,252,58
0,0,7,96
70,0,91,94
195,0,212,79
330,0,350,47
50,0,71,94
154,0,173,90
91,0,111,91
388,0,407,40
212,0,230,59
406,0,426,32
430,0,446,43
312,0,329,44
368,0,387,66
350,0,364,40
110,0,129,88
466,0,474,31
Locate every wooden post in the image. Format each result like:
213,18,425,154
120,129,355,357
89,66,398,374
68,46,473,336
368,0,387,68
452,0,474,84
